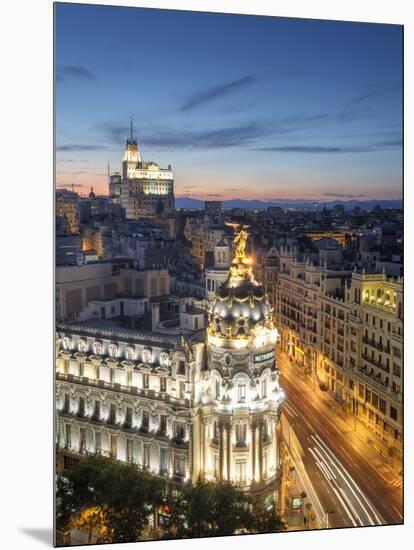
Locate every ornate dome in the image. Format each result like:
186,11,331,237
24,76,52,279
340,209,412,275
208,224,274,340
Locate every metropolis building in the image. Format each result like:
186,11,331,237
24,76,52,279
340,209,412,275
119,123,175,219
55,226,285,497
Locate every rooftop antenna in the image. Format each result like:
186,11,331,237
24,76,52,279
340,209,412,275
107,161,110,185
130,115,134,140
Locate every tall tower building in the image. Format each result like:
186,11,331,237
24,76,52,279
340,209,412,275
193,224,285,495
120,119,175,219
122,119,142,180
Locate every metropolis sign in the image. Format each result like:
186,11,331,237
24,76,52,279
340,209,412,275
254,350,275,363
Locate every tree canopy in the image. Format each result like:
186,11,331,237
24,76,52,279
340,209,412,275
56,455,165,543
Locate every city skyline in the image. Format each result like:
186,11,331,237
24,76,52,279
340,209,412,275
56,3,402,201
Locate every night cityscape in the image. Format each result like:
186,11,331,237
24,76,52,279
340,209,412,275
54,3,403,545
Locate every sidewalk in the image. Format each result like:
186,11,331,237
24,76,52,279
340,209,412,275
279,441,321,531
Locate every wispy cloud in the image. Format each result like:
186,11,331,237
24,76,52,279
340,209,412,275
56,144,109,152
57,65,96,83
179,76,255,111
95,120,272,150
253,140,402,154
56,170,89,175
56,182,88,188
350,82,401,105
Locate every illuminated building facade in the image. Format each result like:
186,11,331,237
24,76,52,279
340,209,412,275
204,238,230,302
274,248,403,456
56,189,80,235
120,123,174,219
193,224,285,494
320,271,403,455
56,226,285,496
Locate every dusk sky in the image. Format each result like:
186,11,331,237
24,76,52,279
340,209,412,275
55,3,403,201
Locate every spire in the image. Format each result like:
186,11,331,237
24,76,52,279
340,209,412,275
126,116,137,147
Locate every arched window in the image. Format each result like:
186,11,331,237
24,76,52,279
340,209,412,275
126,346,135,361
109,344,118,358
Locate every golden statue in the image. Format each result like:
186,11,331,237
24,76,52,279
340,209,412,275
225,222,253,283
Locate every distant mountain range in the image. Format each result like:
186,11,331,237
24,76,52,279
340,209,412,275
175,197,403,211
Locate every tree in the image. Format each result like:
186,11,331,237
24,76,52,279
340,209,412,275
68,506,112,544
56,455,166,543
249,497,285,533
165,481,253,538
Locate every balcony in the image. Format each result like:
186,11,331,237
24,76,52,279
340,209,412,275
56,372,191,408
358,368,391,396
362,353,390,373
362,336,390,354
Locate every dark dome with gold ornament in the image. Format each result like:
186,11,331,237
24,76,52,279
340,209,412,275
208,224,274,339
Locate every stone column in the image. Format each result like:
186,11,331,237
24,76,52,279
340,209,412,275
226,424,232,482
219,423,224,481
251,424,256,482
202,418,208,479
258,422,263,481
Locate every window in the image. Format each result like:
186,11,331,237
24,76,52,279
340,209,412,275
143,444,150,469
379,398,387,415
177,361,186,376
160,377,167,392
143,373,149,389
175,423,185,441
78,427,86,453
235,461,246,484
126,439,133,463
110,435,117,458
79,362,84,377
92,431,101,454
159,414,167,436
358,384,364,398
63,394,70,413
160,448,168,475
65,424,71,448
235,424,247,446
125,407,132,428
174,455,186,477
365,389,371,403
93,400,100,419
390,406,398,421
109,403,116,424
393,363,401,377
78,397,85,417
238,383,246,402
262,379,267,398
372,393,379,409
141,410,149,431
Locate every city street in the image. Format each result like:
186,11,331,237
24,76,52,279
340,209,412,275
278,351,403,529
